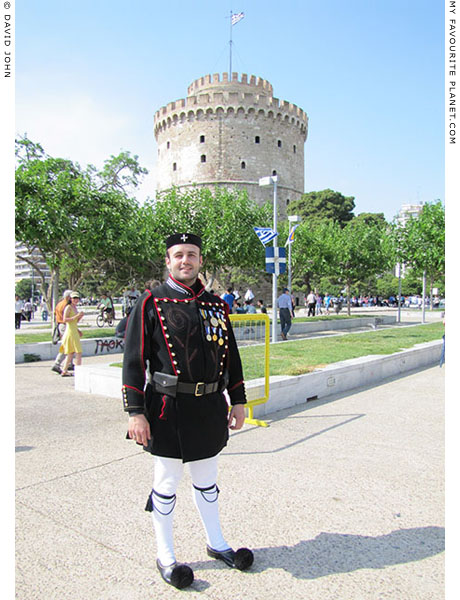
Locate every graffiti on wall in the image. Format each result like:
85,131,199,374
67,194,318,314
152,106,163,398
94,338,125,354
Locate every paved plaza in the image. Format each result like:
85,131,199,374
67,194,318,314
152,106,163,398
15,355,445,599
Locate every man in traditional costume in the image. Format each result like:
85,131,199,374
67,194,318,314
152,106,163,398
122,233,253,589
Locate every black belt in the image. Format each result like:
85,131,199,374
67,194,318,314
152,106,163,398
176,381,220,396
152,372,221,397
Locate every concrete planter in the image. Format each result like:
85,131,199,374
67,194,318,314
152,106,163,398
74,339,442,418
15,336,124,364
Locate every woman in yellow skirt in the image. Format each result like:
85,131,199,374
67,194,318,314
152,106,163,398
60,291,85,377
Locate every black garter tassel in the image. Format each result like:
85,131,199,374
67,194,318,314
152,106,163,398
145,490,153,512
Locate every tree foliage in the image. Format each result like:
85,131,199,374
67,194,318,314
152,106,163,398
145,186,272,287
15,136,151,310
287,189,355,227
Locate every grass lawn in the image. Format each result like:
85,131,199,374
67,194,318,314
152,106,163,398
239,322,444,380
15,328,116,344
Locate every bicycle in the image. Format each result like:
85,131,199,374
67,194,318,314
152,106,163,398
96,308,114,327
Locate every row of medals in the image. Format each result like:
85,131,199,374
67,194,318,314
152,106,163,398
199,306,227,345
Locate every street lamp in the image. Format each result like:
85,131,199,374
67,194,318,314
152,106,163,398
259,174,278,343
287,215,301,295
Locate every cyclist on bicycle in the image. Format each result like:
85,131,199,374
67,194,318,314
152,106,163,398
97,292,114,321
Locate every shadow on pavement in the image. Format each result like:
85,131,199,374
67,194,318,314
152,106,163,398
247,526,445,579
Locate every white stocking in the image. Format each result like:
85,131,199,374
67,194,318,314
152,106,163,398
150,456,184,566
189,456,230,552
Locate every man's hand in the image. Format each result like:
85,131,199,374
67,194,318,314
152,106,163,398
228,404,246,430
128,414,151,446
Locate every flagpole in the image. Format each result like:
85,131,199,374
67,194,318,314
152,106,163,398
229,10,233,78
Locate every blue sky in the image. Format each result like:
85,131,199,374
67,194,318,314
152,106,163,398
15,0,445,221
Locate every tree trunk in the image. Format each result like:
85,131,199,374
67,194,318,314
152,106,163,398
346,283,351,316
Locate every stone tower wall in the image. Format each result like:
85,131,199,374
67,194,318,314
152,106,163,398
154,73,308,211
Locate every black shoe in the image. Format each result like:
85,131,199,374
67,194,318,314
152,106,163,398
206,545,254,570
156,559,194,589
51,364,62,374
68,364,75,371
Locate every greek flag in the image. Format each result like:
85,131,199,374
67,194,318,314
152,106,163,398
285,224,300,245
231,12,245,25
254,227,278,246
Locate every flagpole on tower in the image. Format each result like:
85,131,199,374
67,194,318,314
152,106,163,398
229,10,233,78
229,11,244,79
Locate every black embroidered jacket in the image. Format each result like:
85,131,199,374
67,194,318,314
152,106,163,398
121,276,246,461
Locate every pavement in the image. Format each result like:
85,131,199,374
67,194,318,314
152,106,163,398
15,355,445,600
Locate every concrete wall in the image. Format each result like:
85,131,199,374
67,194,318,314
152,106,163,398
74,340,443,418
16,337,124,363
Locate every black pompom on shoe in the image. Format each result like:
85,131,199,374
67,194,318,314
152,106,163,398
156,559,194,589
234,548,254,570
206,545,254,570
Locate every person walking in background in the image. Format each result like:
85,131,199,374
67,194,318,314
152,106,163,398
257,299,267,314
306,290,316,317
51,290,72,374
277,288,294,340
315,292,322,315
23,299,33,322
324,293,332,315
222,287,235,312
244,299,257,314
59,292,85,377
15,295,24,329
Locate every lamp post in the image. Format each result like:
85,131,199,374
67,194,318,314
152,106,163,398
259,174,278,343
287,215,301,295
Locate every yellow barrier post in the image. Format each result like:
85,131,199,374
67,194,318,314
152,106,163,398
229,313,270,427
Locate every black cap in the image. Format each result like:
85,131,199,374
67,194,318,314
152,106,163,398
283,288,289,292
165,233,202,249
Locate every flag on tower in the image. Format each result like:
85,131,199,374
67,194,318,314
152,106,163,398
231,12,245,25
254,227,278,246
285,224,300,245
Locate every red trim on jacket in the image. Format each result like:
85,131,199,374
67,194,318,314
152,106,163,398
138,290,152,374
122,383,145,395
228,380,244,392
153,297,178,376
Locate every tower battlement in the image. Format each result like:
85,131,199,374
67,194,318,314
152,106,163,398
187,72,273,96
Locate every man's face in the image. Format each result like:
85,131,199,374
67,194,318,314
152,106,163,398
165,243,202,286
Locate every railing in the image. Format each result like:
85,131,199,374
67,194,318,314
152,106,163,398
229,313,270,427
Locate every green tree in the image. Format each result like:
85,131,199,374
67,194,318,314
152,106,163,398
145,186,272,288
287,220,338,293
326,219,393,314
397,201,445,307
287,189,355,227
353,212,387,228
15,137,150,313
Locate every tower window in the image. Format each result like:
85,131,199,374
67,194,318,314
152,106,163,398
255,136,260,143
241,161,246,169
201,154,206,163
200,135,205,143
293,145,296,153
286,199,290,206
167,141,170,149
272,170,277,176
173,162,177,171
277,140,282,148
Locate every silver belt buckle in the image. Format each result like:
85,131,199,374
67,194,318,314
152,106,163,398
195,382,205,396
